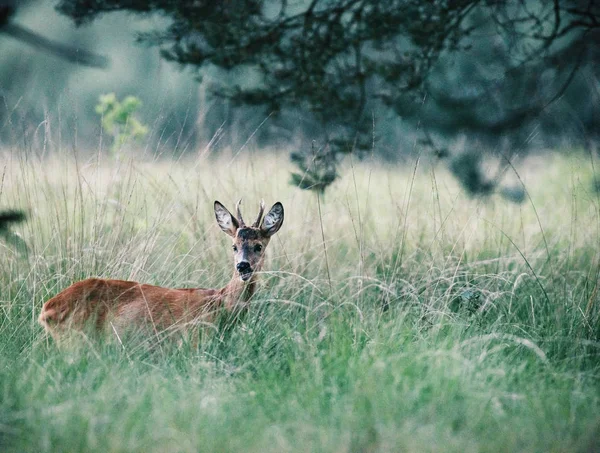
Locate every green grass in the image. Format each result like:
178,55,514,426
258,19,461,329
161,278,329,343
0,151,599,452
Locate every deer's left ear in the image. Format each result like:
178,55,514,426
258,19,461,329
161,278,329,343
214,201,239,237
261,202,284,237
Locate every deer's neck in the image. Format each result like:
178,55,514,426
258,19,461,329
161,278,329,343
221,273,258,311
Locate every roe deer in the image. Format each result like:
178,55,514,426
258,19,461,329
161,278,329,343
39,200,284,340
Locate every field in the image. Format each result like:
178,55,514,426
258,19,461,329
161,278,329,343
0,150,599,452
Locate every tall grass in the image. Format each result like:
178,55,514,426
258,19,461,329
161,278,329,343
0,150,599,452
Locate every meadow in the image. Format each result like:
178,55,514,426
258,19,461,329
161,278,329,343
0,149,599,452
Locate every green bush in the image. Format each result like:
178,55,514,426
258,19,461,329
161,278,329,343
95,93,148,155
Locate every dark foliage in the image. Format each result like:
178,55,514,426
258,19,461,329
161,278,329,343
450,153,495,197
55,0,600,196
0,210,28,254
0,210,26,231
290,143,338,196
0,5,14,27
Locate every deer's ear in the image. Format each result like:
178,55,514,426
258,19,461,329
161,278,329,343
214,201,239,237
261,202,284,237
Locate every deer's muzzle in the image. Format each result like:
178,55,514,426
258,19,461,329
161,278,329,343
236,261,253,281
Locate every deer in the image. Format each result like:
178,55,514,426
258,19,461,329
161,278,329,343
38,200,284,341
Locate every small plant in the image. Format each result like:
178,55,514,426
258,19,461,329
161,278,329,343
95,93,148,156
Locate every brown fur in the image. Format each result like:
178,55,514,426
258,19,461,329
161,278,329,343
39,200,283,341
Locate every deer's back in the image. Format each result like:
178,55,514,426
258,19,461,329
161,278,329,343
39,278,219,335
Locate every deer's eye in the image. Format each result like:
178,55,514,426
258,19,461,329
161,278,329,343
254,244,263,253
232,245,238,252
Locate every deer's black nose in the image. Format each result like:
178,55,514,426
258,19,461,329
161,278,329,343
237,261,251,273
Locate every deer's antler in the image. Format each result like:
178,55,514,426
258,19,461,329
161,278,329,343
236,199,245,227
252,200,265,228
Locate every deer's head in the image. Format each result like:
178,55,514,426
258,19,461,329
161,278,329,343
214,200,284,282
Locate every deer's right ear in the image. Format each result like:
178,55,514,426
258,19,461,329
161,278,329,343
214,201,239,237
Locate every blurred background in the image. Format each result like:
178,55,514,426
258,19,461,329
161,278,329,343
0,0,598,198
0,1,204,153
